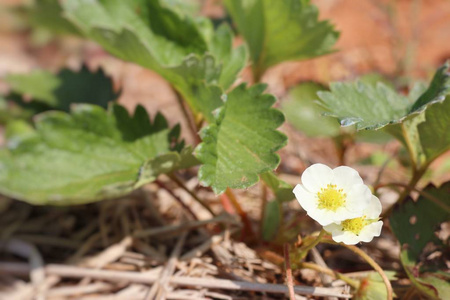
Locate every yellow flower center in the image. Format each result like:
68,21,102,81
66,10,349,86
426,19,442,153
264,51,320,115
316,184,346,212
341,217,368,235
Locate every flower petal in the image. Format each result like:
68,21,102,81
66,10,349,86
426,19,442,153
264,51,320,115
334,207,364,222
331,166,364,191
332,231,360,245
345,184,372,213
301,164,333,193
293,184,316,212
323,222,342,235
359,221,383,243
363,195,382,219
307,207,334,226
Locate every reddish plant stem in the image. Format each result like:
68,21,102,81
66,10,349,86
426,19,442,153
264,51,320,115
224,188,255,240
284,244,296,300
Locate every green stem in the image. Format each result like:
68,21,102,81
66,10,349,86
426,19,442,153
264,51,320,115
259,184,268,238
298,262,360,289
173,89,201,145
381,165,427,217
298,229,326,260
400,122,417,171
168,173,215,216
322,238,393,300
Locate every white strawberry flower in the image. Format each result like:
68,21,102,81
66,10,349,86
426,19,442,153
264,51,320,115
324,195,383,245
293,164,372,226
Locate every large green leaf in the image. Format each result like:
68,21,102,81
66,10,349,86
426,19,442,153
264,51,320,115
282,82,340,137
0,104,195,205
418,96,450,162
195,84,287,194
318,62,450,131
5,65,119,114
384,95,449,167
63,0,246,122
225,0,338,78
390,182,450,299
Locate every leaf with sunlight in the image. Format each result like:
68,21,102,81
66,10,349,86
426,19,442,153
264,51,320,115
63,0,247,122
318,62,450,131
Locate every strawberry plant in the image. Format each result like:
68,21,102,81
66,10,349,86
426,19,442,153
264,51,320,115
0,0,449,299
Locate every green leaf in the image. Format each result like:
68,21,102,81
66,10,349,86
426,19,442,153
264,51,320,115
0,104,195,205
195,84,287,194
390,182,450,299
25,0,81,36
282,82,340,137
63,0,246,121
261,200,281,241
318,62,450,131
225,0,338,77
260,171,294,203
5,65,119,113
418,96,450,162
6,70,60,106
390,183,449,261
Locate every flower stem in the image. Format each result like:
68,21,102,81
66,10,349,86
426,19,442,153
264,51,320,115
284,244,296,300
322,238,393,300
298,261,360,289
298,229,326,260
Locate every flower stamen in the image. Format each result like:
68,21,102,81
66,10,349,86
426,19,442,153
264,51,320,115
316,184,346,212
341,216,368,235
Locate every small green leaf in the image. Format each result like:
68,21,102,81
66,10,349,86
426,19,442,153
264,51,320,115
225,0,338,77
260,171,294,203
318,62,450,131
262,200,281,241
0,104,195,205
355,271,397,300
195,84,287,194
282,82,340,137
5,65,119,113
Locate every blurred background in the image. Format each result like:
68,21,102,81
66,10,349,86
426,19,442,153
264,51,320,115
1,0,450,124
